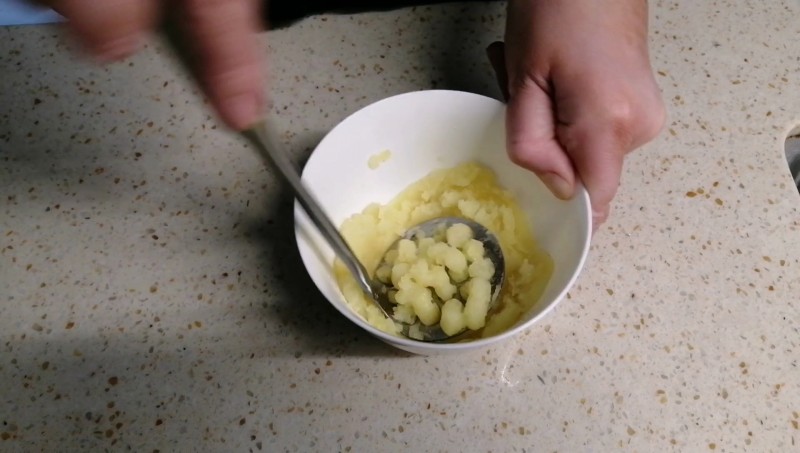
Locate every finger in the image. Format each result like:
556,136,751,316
573,142,620,229
180,0,265,130
486,41,510,101
46,0,159,61
506,78,577,200
557,107,626,227
491,39,577,200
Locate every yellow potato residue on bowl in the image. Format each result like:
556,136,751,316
367,149,392,169
333,161,554,340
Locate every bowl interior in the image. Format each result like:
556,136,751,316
294,90,590,352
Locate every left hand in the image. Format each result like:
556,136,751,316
488,0,666,228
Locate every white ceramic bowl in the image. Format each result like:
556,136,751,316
294,90,591,355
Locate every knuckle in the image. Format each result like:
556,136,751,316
508,71,550,98
603,94,667,149
506,140,532,168
605,98,636,129
506,148,525,167
506,136,547,170
600,99,637,148
183,0,247,24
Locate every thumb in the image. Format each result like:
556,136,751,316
45,0,159,61
488,43,575,200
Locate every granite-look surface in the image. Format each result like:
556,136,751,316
2,1,800,451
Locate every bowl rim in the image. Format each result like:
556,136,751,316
293,89,592,351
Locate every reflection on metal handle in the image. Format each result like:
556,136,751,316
787,136,800,192
242,121,375,297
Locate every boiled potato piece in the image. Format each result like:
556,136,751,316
390,262,410,287
446,222,473,248
440,298,467,336
468,257,495,280
464,278,492,330
394,283,438,326
396,239,417,263
375,263,392,284
462,239,485,263
429,265,456,301
442,246,469,282
393,304,417,325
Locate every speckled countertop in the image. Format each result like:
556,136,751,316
2,1,800,451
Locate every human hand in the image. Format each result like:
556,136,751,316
488,0,666,228
44,0,266,130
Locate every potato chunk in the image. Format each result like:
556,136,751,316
464,278,492,330
430,265,456,301
375,263,392,284
396,239,417,263
462,239,485,263
440,299,467,336
390,262,410,287
394,284,438,326
442,246,468,282
446,222,473,248
468,257,495,280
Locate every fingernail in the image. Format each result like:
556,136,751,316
95,35,141,62
591,212,601,234
592,206,610,233
223,93,259,130
540,172,574,200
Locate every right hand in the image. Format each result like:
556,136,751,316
44,0,266,130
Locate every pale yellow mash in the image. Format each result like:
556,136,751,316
334,161,553,340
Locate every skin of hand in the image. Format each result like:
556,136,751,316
42,0,266,130
487,0,666,228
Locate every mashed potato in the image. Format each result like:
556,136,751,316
334,161,553,340
373,222,495,336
